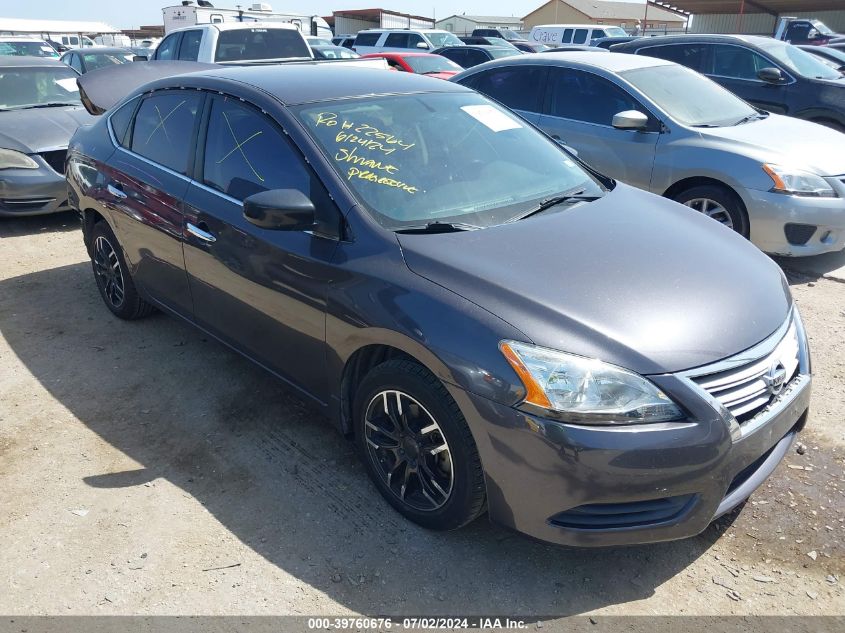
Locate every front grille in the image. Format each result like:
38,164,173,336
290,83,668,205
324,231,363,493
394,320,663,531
39,149,67,175
549,494,696,530
691,321,800,424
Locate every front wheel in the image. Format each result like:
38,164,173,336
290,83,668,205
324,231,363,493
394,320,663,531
354,359,486,531
673,184,749,238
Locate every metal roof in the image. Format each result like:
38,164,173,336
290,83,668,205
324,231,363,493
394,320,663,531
0,18,121,34
437,15,523,25
525,1,685,23
648,1,845,16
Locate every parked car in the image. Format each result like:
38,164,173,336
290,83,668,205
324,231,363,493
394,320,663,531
529,24,627,47
594,35,640,49
798,45,845,73
0,36,61,59
69,63,810,547
612,35,845,131
471,28,527,43
542,45,608,53
311,45,360,60
61,48,135,74
453,52,845,256
432,45,520,69
774,17,845,49
331,35,355,49
150,23,312,63
361,52,462,79
0,56,94,216
511,41,550,53
352,29,464,55
459,36,520,50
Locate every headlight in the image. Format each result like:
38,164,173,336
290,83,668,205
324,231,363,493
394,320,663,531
499,341,684,424
0,148,39,170
763,164,836,198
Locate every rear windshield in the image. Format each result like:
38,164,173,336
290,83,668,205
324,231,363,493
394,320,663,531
489,48,521,59
0,41,60,58
214,28,310,62
403,55,461,74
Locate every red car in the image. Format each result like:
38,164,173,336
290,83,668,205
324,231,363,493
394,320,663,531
361,52,461,80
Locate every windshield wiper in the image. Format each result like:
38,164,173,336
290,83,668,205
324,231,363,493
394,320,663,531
394,221,483,234
504,190,601,224
12,102,79,110
733,112,768,126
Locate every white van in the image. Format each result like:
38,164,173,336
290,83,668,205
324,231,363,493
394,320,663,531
529,24,627,46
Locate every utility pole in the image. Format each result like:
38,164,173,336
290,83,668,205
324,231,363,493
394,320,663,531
643,1,650,35
738,0,746,33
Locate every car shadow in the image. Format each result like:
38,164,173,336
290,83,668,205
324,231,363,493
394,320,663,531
0,211,80,238
0,261,731,617
774,250,845,283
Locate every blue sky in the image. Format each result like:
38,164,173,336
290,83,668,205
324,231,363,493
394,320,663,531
8,0,647,29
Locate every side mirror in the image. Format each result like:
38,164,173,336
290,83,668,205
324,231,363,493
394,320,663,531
416,41,430,49
758,67,784,84
612,110,649,130
243,189,316,231
133,55,148,62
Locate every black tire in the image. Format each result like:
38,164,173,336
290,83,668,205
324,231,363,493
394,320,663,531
672,184,749,238
353,359,486,531
89,221,154,320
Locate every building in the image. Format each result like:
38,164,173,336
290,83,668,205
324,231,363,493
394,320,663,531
435,14,523,35
649,0,845,34
325,8,434,36
522,0,687,34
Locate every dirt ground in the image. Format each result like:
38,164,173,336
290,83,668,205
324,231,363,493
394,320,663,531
1,212,843,618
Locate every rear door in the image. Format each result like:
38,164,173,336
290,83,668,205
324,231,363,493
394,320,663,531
182,94,342,400
538,67,659,189
104,90,204,315
703,43,790,114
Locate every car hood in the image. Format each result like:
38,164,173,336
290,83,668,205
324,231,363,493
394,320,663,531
398,184,791,375
0,106,95,153
698,112,845,176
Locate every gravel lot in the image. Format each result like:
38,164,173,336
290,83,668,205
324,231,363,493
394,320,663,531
1,212,843,618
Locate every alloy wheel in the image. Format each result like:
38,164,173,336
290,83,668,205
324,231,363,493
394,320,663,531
364,390,454,511
682,198,734,230
93,235,125,308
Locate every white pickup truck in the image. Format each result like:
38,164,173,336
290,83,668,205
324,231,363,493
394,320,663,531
143,22,387,68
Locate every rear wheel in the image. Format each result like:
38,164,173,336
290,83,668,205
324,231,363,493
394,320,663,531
673,184,749,238
354,359,486,530
89,221,154,320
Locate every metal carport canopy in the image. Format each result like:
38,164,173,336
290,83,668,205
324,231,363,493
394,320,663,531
649,1,845,16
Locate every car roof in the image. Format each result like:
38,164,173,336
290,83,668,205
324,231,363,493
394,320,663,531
616,34,780,49
437,45,513,51
168,21,298,34
0,35,50,41
186,64,468,105
491,50,671,72
0,55,66,68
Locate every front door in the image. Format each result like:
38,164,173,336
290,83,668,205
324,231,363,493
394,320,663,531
538,67,659,190
182,95,341,402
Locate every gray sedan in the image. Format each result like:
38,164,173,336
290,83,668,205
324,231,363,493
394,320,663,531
0,56,95,216
453,52,845,257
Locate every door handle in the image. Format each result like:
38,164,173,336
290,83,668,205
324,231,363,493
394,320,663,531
107,183,127,199
186,222,217,243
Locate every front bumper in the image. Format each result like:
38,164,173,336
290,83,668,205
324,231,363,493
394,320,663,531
451,312,811,547
0,160,71,217
743,182,845,257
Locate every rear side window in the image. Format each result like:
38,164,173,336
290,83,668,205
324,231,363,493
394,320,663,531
130,92,202,173
178,30,203,61
354,32,380,47
385,33,409,48
573,29,589,44
638,44,707,72
155,33,180,60
67,53,83,73
215,28,309,62
109,98,138,147
471,67,546,113
547,68,642,126
202,96,310,200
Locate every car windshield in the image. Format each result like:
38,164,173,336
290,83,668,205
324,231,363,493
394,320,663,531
82,51,134,70
756,40,841,80
403,55,461,74
486,37,517,48
604,27,627,37
0,66,81,110
500,30,523,40
424,32,463,48
489,47,522,59
0,41,60,58
307,37,334,46
214,28,311,62
295,92,604,230
314,46,359,59
811,20,834,35
621,64,757,127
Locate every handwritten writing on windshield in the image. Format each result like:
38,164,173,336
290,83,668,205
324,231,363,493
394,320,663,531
315,112,418,194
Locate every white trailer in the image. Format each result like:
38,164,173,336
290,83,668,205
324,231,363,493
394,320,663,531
162,2,331,38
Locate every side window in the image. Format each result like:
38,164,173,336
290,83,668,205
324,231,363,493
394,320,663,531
109,98,138,147
573,29,589,45
178,29,203,61
407,33,424,49
130,92,202,173
639,44,707,72
786,23,810,43
385,33,409,48
67,53,83,73
202,97,310,201
593,30,607,39
354,32,380,47
561,28,573,43
441,49,466,66
155,33,181,60
709,45,770,80
473,67,546,113
548,68,643,126
464,50,488,67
